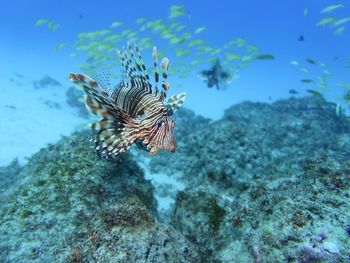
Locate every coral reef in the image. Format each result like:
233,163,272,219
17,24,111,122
1,96,350,262
142,96,350,262
0,130,196,262
70,197,198,262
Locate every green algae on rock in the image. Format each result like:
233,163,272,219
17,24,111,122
139,96,350,262
0,130,197,262
70,196,199,262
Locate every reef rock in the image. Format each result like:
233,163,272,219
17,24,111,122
0,130,197,262
148,97,350,262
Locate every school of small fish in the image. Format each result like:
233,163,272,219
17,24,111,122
34,3,350,119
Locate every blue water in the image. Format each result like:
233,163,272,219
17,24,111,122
1,0,349,119
1,1,350,262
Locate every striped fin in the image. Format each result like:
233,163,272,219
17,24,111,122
152,46,160,97
160,57,170,101
68,73,139,158
152,47,171,101
166,92,186,115
117,43,152,91
111,44,161,118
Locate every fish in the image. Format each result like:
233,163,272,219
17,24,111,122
298,35,305,42
136,18,147,24
317,17,337,26
320,4,344,14
69,43,186,159
110,21,124,28
306,58,317,65
35,18,60,31
169,5,186,19
307,89,324,98
234,38,246,47
289,89,298,95
54,43,66,51
334,26,346,35
194,27,206,34
225,52,241,61
333,17,350,27
188,39,204,47
255,54,275,60
246,45,259,53
198,59,233,89
301,79,314,83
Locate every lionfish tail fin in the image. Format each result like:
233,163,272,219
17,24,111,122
68,73,139,158
166,92,186,115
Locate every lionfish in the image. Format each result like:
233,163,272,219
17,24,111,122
68,43,186,159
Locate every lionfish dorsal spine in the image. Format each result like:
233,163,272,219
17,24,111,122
127,43,153,94
159,57,170,101
152,46,160,97
166,92,186,115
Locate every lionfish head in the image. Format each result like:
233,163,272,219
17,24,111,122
148,116,176,155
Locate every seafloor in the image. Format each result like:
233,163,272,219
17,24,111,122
0,96,350,262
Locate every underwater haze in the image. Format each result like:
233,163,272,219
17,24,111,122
1,0,350,262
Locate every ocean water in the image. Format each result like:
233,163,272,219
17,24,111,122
1,0,350,262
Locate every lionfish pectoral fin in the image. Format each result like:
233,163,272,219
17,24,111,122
91,118,137,158
165,92,186,115
69,73,116,117
69,72,138,158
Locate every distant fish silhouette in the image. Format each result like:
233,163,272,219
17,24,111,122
298,35,305,42
198,59,233,89
306,58,317,65
289,89,298,95
301,79,314,83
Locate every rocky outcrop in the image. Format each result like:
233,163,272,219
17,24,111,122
0,130,197,262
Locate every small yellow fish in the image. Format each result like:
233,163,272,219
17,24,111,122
35,18,59,31
317,17,337,26
54,43,66,51
188,39,204,47
136,18,147,24
320,4,344,14
194,27,206,34
334,17,350,27
110,21,124,28
307,89,324,98
234,38,246,47
334,26,346,35
169,5,186,19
